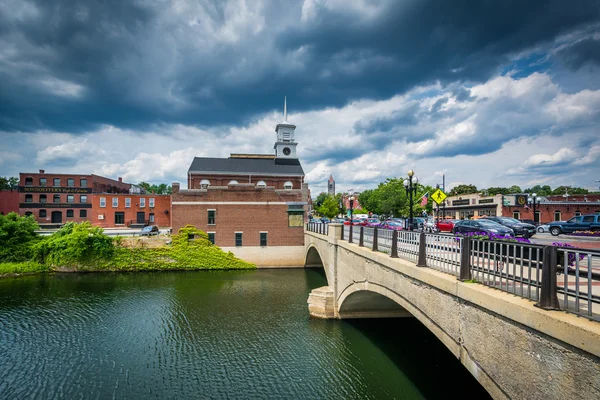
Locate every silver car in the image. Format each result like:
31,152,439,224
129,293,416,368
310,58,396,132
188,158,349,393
537,224,550,233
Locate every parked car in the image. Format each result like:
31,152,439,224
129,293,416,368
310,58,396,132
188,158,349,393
139,225,160,236
453,220,514,237
344,218,364,226
423,218,438,232
361,218,381,227
379,221,404,231
436,219,456,233
548,214,600,236
320,217,330,224
537,224,550,233
519,219,537,226
481,216,536,237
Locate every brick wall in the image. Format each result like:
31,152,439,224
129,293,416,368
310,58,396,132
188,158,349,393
0,190,19,216
91,194,171,227
172,184,305,246
189,174,303,190
504,203,600,224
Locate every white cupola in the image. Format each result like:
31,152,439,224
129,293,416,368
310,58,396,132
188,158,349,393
274,96,298,159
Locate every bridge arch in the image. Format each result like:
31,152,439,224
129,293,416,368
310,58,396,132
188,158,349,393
338,282,459,357
304,244,333,286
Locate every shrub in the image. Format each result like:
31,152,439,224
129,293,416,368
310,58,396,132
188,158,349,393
0,212,40,262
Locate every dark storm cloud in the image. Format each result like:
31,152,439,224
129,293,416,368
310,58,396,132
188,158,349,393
0,0,599,134
556,37,600,70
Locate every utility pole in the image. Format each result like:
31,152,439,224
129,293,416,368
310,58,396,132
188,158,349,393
442,174,446,219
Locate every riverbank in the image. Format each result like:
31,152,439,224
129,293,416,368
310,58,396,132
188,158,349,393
0,224,255,278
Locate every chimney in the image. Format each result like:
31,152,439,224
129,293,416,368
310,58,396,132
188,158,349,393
39,169,45,174
172,182,180,193
118,177,122,183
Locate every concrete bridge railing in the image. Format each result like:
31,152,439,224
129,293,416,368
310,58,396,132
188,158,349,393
304,223,600,400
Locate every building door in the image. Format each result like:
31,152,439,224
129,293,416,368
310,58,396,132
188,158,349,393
51,211,62,224
137,212,145,224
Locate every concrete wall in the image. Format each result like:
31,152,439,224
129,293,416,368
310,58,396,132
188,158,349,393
305,228,600,400
221,245,305,267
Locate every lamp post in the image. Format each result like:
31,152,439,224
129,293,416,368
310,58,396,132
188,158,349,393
349,195,355,220
527,193,541,225
403,170,418,231
339,198,343,218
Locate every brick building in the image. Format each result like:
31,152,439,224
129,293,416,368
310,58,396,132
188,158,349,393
0,190,19,216
91,194,171,228
172,98,310,266
16,170,172,228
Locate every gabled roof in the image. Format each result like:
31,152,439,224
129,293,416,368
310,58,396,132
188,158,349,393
188,157,304,176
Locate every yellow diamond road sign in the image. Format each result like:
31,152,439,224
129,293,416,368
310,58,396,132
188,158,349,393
432,189,447,205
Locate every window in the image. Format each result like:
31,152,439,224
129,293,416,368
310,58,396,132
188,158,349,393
125,198,131,208
256,180,266,188
283,181,293,190
235,232,243,247
67,195,74,203
67,178,74,187
80,195,87,203
513,211,520,219
574,211,581,217
115,212,125,225
66,210,74,218
140,198,146,208
40,195,47,204
80,179,87,188
53,178,60,187
100,197,106,208
208,232,215,244
53,194,60,203
25,194,33,203
208,210,215,225
582,216,595,223
534,211,540,224
80,210,87,218
39,210,47,218
25,177,33,186
39,178,47,187
260,232,268,246
471,198,476,204
554,211,561,222
149,213,154,223
25,211,32,217
200,179,210,189
112,197,118,208
288,212,304,227
149,198,155,208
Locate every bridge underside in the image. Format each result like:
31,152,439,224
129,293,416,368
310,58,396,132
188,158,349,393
339,290,413,319
305,246,323,268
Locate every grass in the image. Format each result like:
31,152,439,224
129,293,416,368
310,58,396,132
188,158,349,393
0,261,48,275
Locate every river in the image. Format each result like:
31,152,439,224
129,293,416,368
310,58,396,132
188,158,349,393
0,269,490,399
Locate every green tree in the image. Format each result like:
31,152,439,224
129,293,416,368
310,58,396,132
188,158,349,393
314,192,329,209
448,184,478,196
482,187,510,196
138,182,172,194
317,195,341,219
0,212,40,262
508,185,522,193
0,176,19,190
524,185,552,196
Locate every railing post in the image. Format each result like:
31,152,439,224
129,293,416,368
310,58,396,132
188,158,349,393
390,230,398,258
372,228,378,251
359,226,364,247
459,237,472,281
536,246,560,310
341,224,345,240
417,232,427,267
349,224,353,244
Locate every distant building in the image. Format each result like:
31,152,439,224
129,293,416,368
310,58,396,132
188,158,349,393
171,97,310,266
328,175,335,196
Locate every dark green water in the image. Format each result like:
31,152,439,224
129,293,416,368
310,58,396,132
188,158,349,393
0,270,490,399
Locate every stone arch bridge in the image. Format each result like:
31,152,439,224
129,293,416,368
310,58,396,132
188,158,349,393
304,223,600,400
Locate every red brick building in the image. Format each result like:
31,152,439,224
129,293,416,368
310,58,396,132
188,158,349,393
91,194,171,228
172,99,310,266
0,190,19,216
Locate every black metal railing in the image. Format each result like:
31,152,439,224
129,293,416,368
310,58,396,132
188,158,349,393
306,222,329,236
334,227,600,322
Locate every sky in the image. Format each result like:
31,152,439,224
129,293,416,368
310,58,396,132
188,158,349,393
1,0,600,195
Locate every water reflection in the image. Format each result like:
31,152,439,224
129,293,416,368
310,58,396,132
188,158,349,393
0,270,489,399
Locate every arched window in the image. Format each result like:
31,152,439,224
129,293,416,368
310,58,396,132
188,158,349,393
256,180,266,188
24,177,33,186
200,179,210,189
228,180,239,185
283,181,293,190
574,210,581,217
554,211,561,221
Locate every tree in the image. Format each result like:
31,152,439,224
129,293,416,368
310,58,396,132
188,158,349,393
317,195,341,219
483,187,511,196
138,182,172,195
0,176,19,190
524,185,552,196
0,212,39,262
314,192,329,209
448,184,478,196
508,185,522,194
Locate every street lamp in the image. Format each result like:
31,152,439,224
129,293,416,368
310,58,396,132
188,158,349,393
527,193,541,225
403,170,418,231
349,195,355,220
